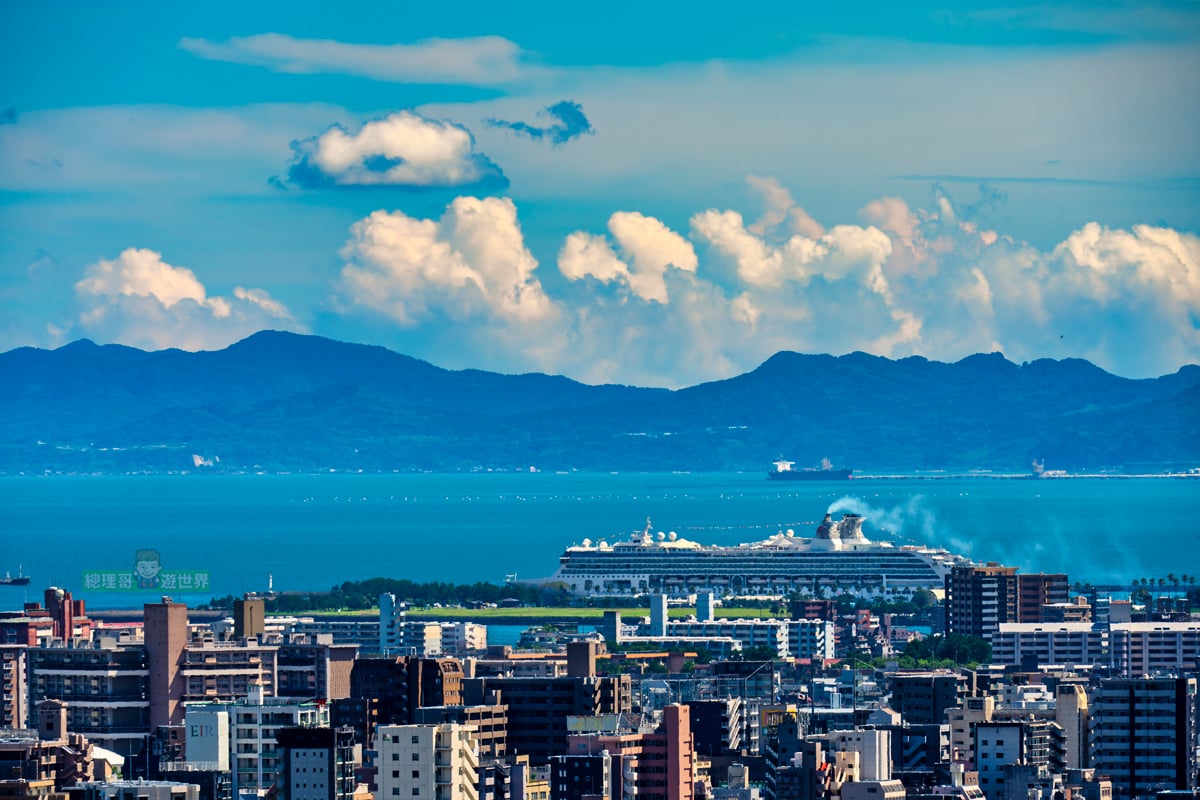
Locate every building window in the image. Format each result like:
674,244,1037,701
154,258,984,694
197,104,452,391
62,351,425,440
412,770,420,779
412,753,419,761
412,735,419,743
392,753,399,761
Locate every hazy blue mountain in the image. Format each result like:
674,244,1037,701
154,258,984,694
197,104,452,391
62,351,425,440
2,331,1197,474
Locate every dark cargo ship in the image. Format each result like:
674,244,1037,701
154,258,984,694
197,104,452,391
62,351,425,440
0,571,30,586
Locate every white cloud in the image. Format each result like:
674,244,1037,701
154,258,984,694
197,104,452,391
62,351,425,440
179,33,544,87
332,184,1200,386
557,212,697,303
745,175,824,239
74,248,298,351
338,196,557,327
558,232,627,284
288,111,505,189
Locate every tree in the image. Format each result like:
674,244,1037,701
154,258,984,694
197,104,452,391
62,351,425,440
901,634,991,665
740,645,779,662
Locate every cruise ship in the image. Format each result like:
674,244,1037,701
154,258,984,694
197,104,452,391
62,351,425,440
544,513,971,598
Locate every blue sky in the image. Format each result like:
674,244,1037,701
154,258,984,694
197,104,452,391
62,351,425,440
2,1,1198,386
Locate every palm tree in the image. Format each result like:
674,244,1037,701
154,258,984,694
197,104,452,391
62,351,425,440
1168,573,1178,588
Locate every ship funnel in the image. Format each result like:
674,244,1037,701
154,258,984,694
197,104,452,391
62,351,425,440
816,514,835,540
838,513,867,541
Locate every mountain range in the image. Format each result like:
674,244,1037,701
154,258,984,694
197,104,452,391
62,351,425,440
3,330,1198,474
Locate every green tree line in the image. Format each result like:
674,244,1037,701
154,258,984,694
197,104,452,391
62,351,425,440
203,577,569,612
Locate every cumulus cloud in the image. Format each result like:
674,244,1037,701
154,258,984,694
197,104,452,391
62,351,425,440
558,212,697,304
486,101,595,145
287,111,506,190
179,34,541,86
745,175,824,239
330,182,1200,386
74,248,298,351
337,197,561,368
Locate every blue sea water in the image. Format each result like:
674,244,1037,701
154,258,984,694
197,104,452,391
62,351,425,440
1,473,1198,610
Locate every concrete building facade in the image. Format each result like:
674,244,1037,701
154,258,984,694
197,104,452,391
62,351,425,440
376,723,480,800
945,565,1018,642
25,639,150,757
1089,677,1197,800
276,726,357,800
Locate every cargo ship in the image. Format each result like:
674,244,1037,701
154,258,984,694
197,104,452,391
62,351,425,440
542,512,970,598
768,458,852,481
0,570,30,586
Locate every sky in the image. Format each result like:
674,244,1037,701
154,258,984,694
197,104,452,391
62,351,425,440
2,1,1198,387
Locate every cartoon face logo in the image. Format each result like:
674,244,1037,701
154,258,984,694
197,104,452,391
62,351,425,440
135,549,163,588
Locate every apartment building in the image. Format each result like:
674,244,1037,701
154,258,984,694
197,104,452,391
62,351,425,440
25,639,150,757
375,723,479,800
1090,676,1197,799
276,726,357,800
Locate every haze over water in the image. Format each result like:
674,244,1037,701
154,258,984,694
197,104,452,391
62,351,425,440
2,473,1196,610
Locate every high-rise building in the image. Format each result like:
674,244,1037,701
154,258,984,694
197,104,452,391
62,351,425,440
348,657,464,735
1090,677,1197,799
180,638,279,703
650,595,669,637
945,565,1018,641
788,619,835,661
145,599,189,728
379,594,443,657
1109,622,1200,677
688,698,744,757
567,704,695,800
375,723,479,800
466,674,632,765
947,695,994,767
1054,683,1088,771
887,671,968,726
414,693,508,760
25,639,150,757
548,752,610,800
1,644,27,729
275,637,357,701
188,685,330,798
276,726,357,800
973,720,1065,800
1017,574,1069,623
991,623,1108,668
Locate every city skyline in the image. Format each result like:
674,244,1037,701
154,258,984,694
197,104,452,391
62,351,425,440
2,1,1198,387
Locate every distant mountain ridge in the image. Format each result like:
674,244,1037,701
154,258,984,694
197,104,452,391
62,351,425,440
2,330,1197,474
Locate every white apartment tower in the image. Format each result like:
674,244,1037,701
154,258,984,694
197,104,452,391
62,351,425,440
376,723,479,800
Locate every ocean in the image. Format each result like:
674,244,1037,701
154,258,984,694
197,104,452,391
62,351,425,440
1,473,1198,610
